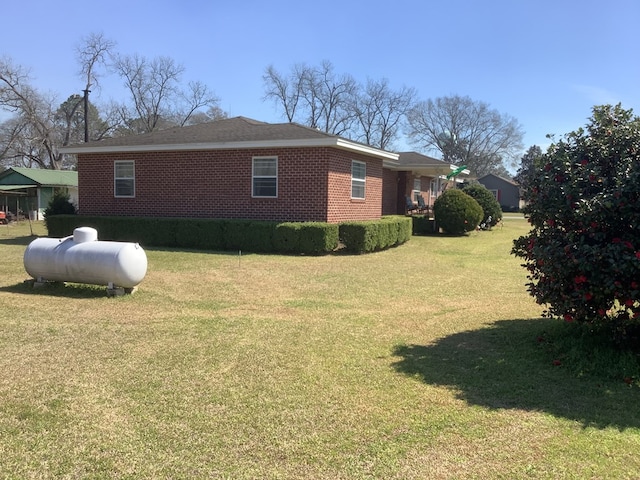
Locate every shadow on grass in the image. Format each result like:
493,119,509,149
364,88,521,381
0,281,110,299
0,234,40,246
391,318,640,431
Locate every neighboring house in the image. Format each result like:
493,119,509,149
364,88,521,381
0,167,78,220
385,152,469,215
60,116,467,223
477,173,523,212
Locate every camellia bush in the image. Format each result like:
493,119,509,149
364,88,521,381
512,104,640,347
462,183,502,228
433,188,483,235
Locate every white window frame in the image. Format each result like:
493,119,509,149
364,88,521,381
114,160,135,198
351,160,366,199
252,156,278,198
413,178,421,201
430,178,438,197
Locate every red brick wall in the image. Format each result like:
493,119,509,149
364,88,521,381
77,146,384,223
326,150,383,223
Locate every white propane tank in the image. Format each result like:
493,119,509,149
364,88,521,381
23,227,147,289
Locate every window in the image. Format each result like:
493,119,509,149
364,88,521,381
252,156,277,197
351,160,366,199
430,179,438,197
413,178,421,201
114,161,135,197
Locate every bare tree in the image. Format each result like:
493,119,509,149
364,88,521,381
112,53,221,134
406,95,524,175
352,78,416,150
310,61,357,135
0,56,63,169
76,32,116,141
262,61,357,136
263,64,305,122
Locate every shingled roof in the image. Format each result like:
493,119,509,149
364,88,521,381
60,116,398,160
388,151,467,177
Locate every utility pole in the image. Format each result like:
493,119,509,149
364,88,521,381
82,89,91,142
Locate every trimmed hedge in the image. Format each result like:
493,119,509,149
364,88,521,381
411,215,438,235
47,215,410,255
338,216,412,254
46,216,342,255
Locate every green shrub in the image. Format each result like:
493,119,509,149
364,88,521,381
223,220,275,252
339,216,411,254
512,104,640,348
273,222,301,253
43,190,76,231
433,189,483,235
46,216,339,255
462,183,502,227
411,216,437,235
298,223,339,255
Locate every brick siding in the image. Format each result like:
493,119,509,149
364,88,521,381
77,146,385,223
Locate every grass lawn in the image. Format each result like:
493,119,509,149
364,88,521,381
1,218,639,479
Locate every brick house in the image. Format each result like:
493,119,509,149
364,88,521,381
60,116,464,223
384,151,466,215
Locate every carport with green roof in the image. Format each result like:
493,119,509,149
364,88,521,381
0,167,78,220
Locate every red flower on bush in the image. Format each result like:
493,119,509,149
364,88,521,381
511,105,640,346
574,275,587,284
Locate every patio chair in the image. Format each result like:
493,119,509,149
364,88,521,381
417,195,430,215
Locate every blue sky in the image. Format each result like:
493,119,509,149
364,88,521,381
2,0,638,162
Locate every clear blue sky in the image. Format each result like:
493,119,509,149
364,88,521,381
2,0,638,160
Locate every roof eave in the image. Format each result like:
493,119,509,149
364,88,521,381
60,137,399,161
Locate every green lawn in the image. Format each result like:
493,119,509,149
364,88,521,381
1,219,639,479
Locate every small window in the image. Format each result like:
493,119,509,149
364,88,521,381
430,179,438,197
253,157,277,197
351,160,366,199
413,178,421,201
114,161,135,197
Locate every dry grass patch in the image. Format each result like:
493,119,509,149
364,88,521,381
1,219,640,478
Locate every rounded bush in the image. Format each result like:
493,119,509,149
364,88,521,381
433,189,483,235
512,104,640,347
462,183,502,227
